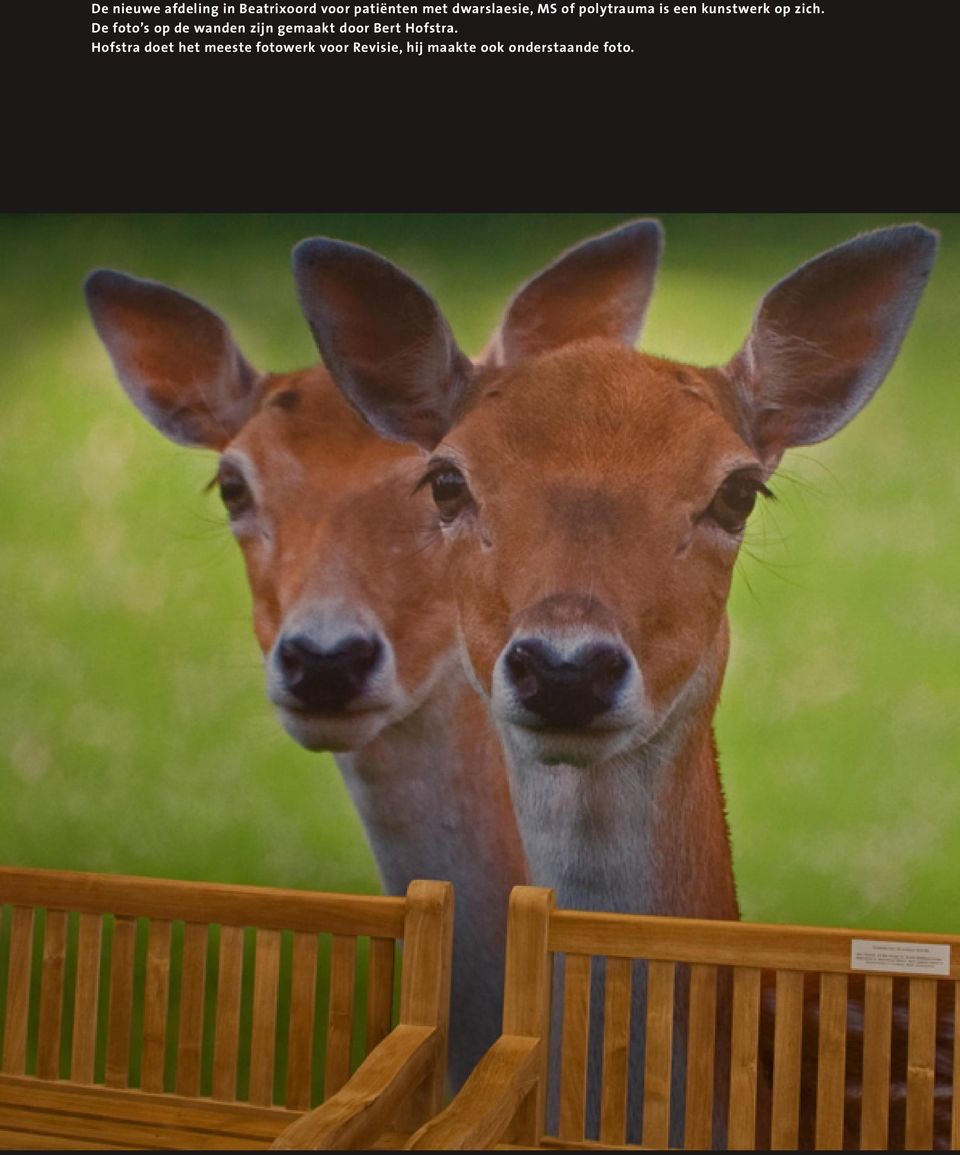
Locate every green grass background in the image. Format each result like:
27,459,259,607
1,212,958,938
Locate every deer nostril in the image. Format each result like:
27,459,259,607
587,648,630,699
329,635,382,676
278,638,306,680
505,642,542,699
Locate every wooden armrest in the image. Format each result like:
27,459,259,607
271,1024,438,1150
405,1035,541,1150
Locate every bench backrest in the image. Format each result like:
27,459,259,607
501,886,959,1150
0,868,451,1114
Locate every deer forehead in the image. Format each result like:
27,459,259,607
448,343,757,508
231,367,414,507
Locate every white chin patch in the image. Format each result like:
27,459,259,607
276,707,390,753
499,721,638,770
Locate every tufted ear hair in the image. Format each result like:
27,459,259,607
726,224,939,470
84,270,261,449
485,218,664,366
293,238,473,451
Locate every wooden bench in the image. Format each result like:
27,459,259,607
0,867,452,1150
408,886,960,1150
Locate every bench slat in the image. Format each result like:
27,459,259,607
641,959,674,1148
549,910,960,979
860,974,892,1150
366,936,396,1055
176,922,208,1098
0,1072,298,1150
0,1102,273,1150
285,931,318,1112
728,966,761,1150
770,968,804,1150
0,1122,141,1149
0,1071,297,1136
249,928,282,1106
684,962,717,1150
0,868,404,939
814,971,847,1150
140,919,172,1094
324,934,357,1099
2,906,34,1075
599,956,631,1146
905,976,937,1149
211,925,244,1102
36,910,68,1080
559,953,591,1143
70,913,103,1084
105,916,137,1089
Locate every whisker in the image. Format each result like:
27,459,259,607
737,546,807,590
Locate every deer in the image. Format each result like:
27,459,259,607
82,268,531,1092
291,219,946,1147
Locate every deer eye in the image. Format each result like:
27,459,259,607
703,471,771,534
419,462,474,523
217,462,253,518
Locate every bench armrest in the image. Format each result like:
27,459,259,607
405,1035,541,1150
271,1024,438,1150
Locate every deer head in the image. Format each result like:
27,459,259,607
293,221,937,773
84,270,458,753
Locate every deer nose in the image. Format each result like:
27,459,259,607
504,638,631,728
277,634,383,712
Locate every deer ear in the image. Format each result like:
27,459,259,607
727,224,939,469
84,270,260,449
486,218,664,366
293,238,473,451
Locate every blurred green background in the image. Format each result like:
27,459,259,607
1,213,957,936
